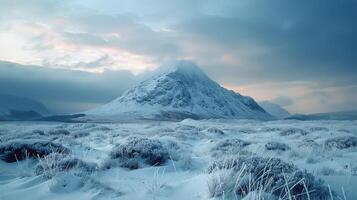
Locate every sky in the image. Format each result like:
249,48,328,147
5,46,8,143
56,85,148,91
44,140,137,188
0,0,356,114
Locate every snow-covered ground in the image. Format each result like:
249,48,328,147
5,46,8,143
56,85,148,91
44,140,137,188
0,119,356,200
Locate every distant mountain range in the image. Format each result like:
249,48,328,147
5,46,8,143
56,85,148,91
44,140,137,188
84,61,273,121
1,61,356,122
0,94,49,121
287,110,357,120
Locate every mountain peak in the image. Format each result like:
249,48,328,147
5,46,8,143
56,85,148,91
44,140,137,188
154,60,207,80
85,61,272,121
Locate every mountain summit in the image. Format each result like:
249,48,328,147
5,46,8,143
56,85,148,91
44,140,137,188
86,61,272,120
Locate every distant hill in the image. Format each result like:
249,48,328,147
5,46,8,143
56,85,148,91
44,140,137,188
287,110,357,120
259,101,291,119
0,94,49,120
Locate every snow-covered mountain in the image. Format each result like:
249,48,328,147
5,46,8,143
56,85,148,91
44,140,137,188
85,61,272,121
259,101,291,119
0,94,49,120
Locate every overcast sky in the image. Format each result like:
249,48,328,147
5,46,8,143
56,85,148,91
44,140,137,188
0,0,356,114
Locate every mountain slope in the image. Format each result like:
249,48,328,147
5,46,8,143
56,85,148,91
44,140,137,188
259,101,290,119
0,94,49,120
85,61,273,121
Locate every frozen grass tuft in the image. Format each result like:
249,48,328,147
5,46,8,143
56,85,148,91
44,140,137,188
145,167,167,198
207,156,331,200
36,153,97,179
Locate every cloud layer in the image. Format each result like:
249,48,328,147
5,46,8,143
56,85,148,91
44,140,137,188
0,0,356,114
0,61,136,114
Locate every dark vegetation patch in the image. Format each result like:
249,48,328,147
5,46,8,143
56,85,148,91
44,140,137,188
48,129,70,136
279,128,309,136
212,139,251,154
104,137,170,169
324,136,357,149
265,142,290,151
72,131,90,138
205,127,224,135
298,139,320,149
309,127,329,132
0,139,69,163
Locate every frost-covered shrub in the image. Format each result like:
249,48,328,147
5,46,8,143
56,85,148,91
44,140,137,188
48,129,70,136
309,127,329,132
159,127,175,133
207,156,330,200
205,127,224,135
212,139,251,154
0,139,70,163
239,129,256,134
299,139,320,149
94,126,112,131
279,128,309,136
261,127,281,132
72,131,90,138
105,137,170,169
32,130,45,135
324,136,357,149
265,142,290,151
35,153,97,178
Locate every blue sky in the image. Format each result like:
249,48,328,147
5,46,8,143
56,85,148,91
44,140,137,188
0,0,356,114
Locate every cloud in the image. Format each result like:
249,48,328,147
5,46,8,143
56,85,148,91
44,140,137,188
0,61,137,114
0,0,356,113
175,0,357,86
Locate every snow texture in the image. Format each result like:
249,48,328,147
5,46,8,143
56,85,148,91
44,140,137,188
0,119,356,200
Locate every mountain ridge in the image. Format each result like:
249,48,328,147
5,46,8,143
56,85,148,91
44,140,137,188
0,94,49,120
287,110,357,120
259,101,291,119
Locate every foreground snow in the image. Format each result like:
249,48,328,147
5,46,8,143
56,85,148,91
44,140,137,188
0,119,356,200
